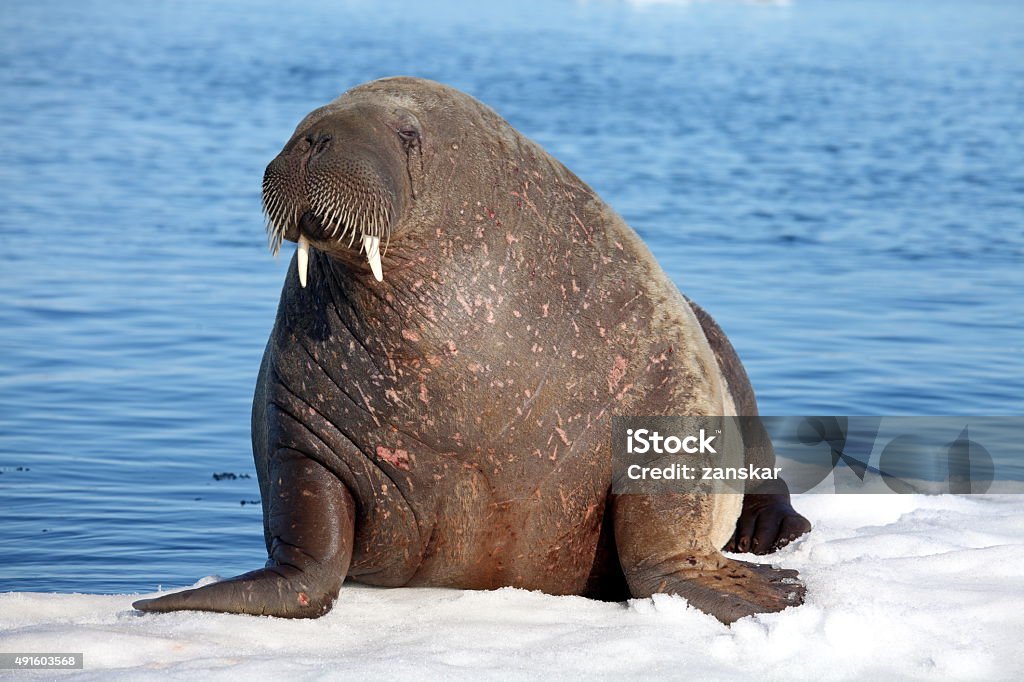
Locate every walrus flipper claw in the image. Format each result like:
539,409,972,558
134,453,355,618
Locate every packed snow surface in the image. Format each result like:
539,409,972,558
2,495,1022,680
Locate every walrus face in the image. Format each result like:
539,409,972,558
262,102,421,286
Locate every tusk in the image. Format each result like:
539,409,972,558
297,234,310,288
362,235,383,282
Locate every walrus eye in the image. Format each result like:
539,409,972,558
397,126,420,143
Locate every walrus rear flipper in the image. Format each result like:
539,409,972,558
685,297,813,555
134,451,355,618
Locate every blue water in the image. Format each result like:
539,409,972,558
1,0,1021,594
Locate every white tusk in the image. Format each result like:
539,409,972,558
362,234,383,282
297,234,310,288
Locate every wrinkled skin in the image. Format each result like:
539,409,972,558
134,77,810,624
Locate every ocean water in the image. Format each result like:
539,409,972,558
0,0,1021,594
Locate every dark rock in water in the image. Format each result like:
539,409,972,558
212,472,251,481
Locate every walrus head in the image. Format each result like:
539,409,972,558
262,88,426,286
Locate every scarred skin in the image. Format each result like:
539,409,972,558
133,77,810,624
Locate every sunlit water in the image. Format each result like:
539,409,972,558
1,0,1021,593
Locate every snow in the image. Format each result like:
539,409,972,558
2,495,1023,680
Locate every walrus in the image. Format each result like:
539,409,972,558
133,77,810,624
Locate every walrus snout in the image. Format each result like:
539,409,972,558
261,111,408,286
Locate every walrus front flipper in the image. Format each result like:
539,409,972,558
613,493,804,625
133,564,337,617
134,451,355,618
